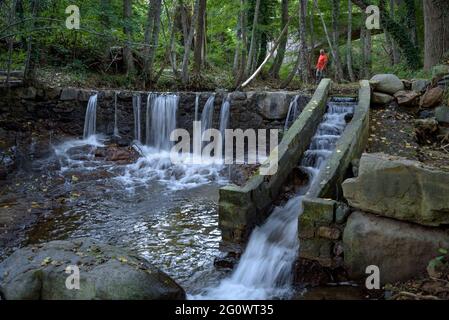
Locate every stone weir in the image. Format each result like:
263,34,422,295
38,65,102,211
0,85,310,178
0,86,310,139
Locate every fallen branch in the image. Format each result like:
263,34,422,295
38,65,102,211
238,19,291,89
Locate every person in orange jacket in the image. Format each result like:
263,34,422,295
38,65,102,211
315,49,329,84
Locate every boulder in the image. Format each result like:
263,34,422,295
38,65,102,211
435,105,449,124
393,90,419,107
60,88,79,101
256,92,291,120
343,211,449,285
342,153,449,227
401,79,412,90
432,64,449,79
371,92,394,105
411,79,430,93
0,238,185,300
420,87,444,108
370,74,404,95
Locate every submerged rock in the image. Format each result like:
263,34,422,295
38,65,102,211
343,211,449,284
342,153,449,227
370,74,404,95
0,238,186,300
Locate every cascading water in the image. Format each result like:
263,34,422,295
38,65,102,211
147,94,178,150
133,94,142,143
284,95,301,131
113,91,120,137
83,93,98,139
193,97,355,300
201,95,215,138
194,93,200,122
219,95,231,141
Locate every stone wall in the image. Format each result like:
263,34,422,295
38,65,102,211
0,85,309,178
219,79,332,245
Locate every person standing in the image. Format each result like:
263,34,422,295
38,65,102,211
315,49,329,84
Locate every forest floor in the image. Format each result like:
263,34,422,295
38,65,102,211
367,102,449,171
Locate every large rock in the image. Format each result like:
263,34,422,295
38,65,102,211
420,87,444,108
394,90,419,107
256,92,291,120
435,105,449,124
343,211,449,284
370,74,404,95
342,153,449,227
0,238,185,300
411,79,430,94
371,92,394,105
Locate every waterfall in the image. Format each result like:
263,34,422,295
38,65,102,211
147,94,179,151
145,93,158,145
194,93,200,122
133,94,142,143
219,95,231,140
83,93,98,139
193,97,355,300
113,91,120,137
201,95,215,137
284,95,300,131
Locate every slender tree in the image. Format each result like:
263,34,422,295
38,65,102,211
123,0,135,75
299,0,309,83
194,0,206,73
331,0,344,81
346,0,355,82
181,0,200,84
269,0,288,79
245,0,261,77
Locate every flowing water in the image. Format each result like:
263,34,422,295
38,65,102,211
284,95,301,131
113,91,120,137
133,94,142,142
83,94,98,139
201,95,215,138
191,97,355,299
219,96,231,141
1,91,356,299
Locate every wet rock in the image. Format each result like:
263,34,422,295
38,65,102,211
414,118,439,144
371,92,394,105
317,226,341,240
105,147,138,162
60,88,79,101
342,153,449,227
393,90,419,107
343,211,449,284
411,79,430,94
435,105,449,124
370,74,404,95
256,92,291,120
0,238,186,300
420,87,444,108
230,91,246,101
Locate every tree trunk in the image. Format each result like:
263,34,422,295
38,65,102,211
24,0,38,81
234,0,248,86
299,0,309,83
270,0,289,79
181,0,200,84
314,0,344,81
194,0,206,73
331,0,344,82
360,10,372,79
347,0,355,82
123,0,135,75
245,0,261,77
390,0,400,64
423,0,449,70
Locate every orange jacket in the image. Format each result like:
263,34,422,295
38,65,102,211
316,53,328,71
